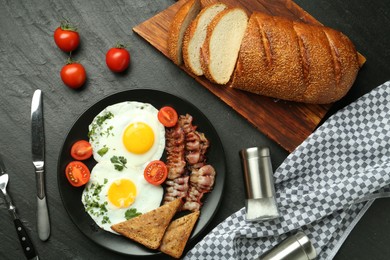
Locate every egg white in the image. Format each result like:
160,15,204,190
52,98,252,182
88,101,165,169
81,160,163,234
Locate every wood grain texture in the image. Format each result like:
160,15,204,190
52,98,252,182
133,0,333,152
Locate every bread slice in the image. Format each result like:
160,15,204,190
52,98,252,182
182,3,228,76
201,7,248,84
231,12,359,104
168,0,201,65
159,211,200,258
111,198,182,250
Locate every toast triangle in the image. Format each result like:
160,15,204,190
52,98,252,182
111,198,182,250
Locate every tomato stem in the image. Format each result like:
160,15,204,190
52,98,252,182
60,19,78,32
114,42,130,49
66,57,80,65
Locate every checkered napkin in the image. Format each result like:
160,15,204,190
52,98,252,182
185,80,390,260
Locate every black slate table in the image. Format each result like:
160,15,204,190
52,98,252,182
0,0,389,259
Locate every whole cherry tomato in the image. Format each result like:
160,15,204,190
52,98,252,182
106,44,131,72
60,61,87,89
54,21,80,52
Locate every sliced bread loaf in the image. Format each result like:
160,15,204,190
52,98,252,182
200,7,248,85
167,0,201,66
231,12,359,104
182,3,228,76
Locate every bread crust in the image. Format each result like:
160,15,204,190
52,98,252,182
182,3,227,76
159,211,200,258
168,0,201,65
231,12,359,104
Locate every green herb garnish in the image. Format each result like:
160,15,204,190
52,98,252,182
99,202,108,214
102,216,111,224
125,208,142,220
88,112,114,140
110,156,127,171
105,126,114,137
96,112,114,126
82,183,110,222
92,183,104,196
97,146,109,156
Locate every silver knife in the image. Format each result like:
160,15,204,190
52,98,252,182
31,89,50,241
0,155,39,260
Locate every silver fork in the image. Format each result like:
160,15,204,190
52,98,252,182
0,154,39,260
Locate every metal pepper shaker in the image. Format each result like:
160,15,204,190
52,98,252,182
259,231,317,260
240,147,279,221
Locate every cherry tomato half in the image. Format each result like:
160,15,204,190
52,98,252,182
54,23,80,52
70,140,92,160
158,106,178,127
65,161,90,187
144,160,168,185
60,62,86,89
106,46,130,73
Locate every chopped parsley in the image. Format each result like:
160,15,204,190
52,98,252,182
92,183,104,197
104,125,114,137
88,112,114,141
96,112,114,126
125,208,142,220
110,156,127,171
82,181,110,225
102,216,111,224
97,146,109,156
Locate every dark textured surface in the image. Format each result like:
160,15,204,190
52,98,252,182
0,0,389,259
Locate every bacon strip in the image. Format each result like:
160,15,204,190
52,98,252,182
163,176,189,204
179,114,209,170
163,120,188,204
165,123,186,180
162,114,216,211
182,165,216,211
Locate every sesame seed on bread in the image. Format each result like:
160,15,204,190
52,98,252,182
231,12,360,104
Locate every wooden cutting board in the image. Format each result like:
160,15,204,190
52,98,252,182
133,0,332,152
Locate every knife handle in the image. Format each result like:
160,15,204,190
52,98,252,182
14,218,38,259
37,196,50,241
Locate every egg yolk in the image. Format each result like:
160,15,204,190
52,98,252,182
108,179,137,208
123,122,154,154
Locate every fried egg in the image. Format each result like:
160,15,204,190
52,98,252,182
81,160,163,234
88,101,165,169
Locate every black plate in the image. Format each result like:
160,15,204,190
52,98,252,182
57,89,226,256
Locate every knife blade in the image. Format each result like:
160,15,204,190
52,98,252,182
31,89,50,241
0,155,39,260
